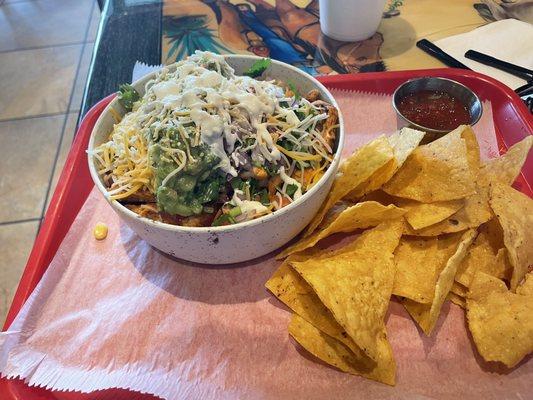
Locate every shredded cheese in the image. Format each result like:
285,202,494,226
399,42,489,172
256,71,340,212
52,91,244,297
276,145,323,162
92,51,338,223
90,112,154,200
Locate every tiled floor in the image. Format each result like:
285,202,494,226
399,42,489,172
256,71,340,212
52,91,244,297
0,0,100,325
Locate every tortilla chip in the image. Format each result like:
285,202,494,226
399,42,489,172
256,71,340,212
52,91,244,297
450,281,468,297
480,217,506,250
455,229,494,287
393,237,452,304
265,256,340,336
388,128,427,166
478,136,532,187
403,230,477,335
311,202,351,232
455,227,512,288
340,220,404,255
345,128,426,201
492,248,513,281
489,183,533,290
383,128,476,202
278,202,405,259
360,190,397,205
343,160,397,202
304,136,395,236
398,198,465,230
447,292,466,309
266,256,365,357
516,272,533,296
419,136,531,238
291,221,403,361
479,219,513,285
466,271,533,367
403,191,491,236
459,125,481,175
288,314,396,385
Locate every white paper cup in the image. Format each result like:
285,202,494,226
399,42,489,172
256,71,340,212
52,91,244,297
319,0,387,42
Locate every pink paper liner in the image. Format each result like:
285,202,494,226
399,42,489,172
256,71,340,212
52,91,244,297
1,91,529,400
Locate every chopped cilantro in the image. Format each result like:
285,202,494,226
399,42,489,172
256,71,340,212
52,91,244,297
212,213,235,226
265,164,279,176
117,84,140,111
286,184,299,198
279,138,294,152
257,189,269,205
231,177,245,191
295,110,306,121
287,81,301,101
243,58,272,78
243,137,256,148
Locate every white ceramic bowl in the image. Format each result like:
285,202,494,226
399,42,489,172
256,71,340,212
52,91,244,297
88,55,345,264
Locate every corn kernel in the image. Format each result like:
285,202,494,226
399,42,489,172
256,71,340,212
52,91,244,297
93,222,108,240
253,166,268,180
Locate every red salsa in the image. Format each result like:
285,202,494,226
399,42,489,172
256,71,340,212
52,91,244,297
397,90,471,131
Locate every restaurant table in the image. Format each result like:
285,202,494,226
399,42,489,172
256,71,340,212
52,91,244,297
80,0,163,117
81,0,527,118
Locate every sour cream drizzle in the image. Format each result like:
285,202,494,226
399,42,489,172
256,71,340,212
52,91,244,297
146,51,284,176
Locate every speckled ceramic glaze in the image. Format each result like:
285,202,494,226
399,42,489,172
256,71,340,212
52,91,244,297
88,55,345,264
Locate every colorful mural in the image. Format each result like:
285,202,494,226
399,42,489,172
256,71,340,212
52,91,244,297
162,0,500,75
162,0,387,75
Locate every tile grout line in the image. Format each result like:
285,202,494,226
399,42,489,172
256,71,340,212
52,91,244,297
0,111,66,124
37,1,96,234
0,218,41,227
0,41,87,55
0,38,95,124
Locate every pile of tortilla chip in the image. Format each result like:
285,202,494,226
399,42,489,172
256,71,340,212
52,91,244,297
266,126,532,385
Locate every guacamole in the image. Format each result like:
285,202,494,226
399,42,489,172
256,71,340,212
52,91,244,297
95,51,338,227
150,129,220,217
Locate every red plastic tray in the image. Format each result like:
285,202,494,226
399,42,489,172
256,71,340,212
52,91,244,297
1,68,532,400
